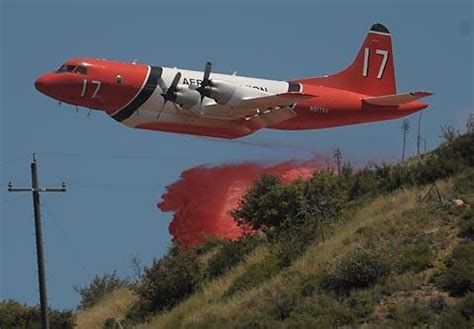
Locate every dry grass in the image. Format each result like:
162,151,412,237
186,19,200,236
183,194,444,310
75,288,137,329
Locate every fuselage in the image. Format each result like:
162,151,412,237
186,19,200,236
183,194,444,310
35,58,428,139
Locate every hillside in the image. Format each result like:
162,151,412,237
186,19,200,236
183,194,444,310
74,130,474,329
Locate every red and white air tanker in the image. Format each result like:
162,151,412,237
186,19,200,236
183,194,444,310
35,23,431,139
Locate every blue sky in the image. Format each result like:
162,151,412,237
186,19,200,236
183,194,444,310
1,0,472,310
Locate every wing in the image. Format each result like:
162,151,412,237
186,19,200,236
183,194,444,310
241,106,298,130
205,91,315,129
205,91,315,126
230,92,316,109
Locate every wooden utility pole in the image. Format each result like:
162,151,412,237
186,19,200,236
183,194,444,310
8,154,66,329
401,119,410,161
417,112,423,156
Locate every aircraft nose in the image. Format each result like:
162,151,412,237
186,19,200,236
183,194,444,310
35,73,54,96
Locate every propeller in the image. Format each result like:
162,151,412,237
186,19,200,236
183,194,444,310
195,62,213,104
156,71,181,119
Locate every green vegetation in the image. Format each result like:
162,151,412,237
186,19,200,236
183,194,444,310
438,292,474,328
0,300,75,329
206,236,261,279
436,243,474,296
224,254,280,297
458,207,474,240
74,271,130,310
70,128,473,328
321,248,391,293
129,247,204,320
397,239,435,273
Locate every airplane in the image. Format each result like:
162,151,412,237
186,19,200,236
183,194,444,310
35,23,432,139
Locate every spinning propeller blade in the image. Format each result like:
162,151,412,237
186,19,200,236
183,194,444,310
196,62,213,105
157,71,181,119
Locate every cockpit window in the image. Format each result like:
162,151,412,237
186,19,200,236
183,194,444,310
75,66,88,75
56,64,77,73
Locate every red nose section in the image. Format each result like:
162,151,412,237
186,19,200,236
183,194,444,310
35,73,54,96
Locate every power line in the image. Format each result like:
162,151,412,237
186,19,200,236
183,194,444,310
67,182,161,191
0,194,31,207
40,151,188,161
40,197,90,276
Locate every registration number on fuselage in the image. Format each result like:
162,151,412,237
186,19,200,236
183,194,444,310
310,106,330,114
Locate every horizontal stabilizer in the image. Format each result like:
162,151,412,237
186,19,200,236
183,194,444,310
363,91,432,106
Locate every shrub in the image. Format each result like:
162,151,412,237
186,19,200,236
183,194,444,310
301,171,346,223
322,248,390,293
438,292,474,328
0,300,75,329
459,208,474,240
272,218,319,269
225,254,280,297
74,271,129,310
231,171,345,233
429,296,448,314
383,272,423,294
299,274,321,298
270,291,298,321
347,167,377,199
347,285,383,318
206,235,262,279
437,243,474,296
231,174,292,230
131,248,203,319
386,303,432,327
397,242,434,273
454,168,474,195
286,293,354,327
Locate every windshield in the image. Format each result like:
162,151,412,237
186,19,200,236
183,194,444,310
56,64,77,73
55,64,88,75
75,65,88,75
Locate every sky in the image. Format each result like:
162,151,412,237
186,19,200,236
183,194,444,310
1,0,472,310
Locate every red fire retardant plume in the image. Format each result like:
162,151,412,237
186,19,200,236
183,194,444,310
157,158,325,249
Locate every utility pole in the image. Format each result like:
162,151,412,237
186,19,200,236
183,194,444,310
401,119,410,161
8,154,66,329
417,112,423,156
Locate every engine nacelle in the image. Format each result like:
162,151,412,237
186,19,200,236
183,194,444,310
202,80,271,108
174,86,201,110
205,79,237,105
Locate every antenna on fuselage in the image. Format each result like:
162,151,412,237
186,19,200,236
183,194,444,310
132,59,138,64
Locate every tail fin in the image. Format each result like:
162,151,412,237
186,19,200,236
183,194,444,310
297,23,396,96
